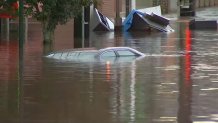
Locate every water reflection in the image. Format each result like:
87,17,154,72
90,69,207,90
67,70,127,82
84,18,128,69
0,18,218,123
190,28,218,122
177,22,192,123
129,62,136,122
18,36,24,123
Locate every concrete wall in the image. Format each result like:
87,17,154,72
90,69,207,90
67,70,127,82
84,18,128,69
168,0,178,13
136,0,153,9
153,0,171,14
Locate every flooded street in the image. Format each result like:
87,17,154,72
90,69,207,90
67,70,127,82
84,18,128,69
0,7,218,123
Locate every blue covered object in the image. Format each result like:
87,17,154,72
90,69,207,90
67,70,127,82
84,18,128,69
123,10,145,31
123,9,174,32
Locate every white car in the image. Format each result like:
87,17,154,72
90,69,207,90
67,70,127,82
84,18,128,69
45,47,145,63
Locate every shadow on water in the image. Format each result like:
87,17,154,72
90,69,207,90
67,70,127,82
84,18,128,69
0,19,218,123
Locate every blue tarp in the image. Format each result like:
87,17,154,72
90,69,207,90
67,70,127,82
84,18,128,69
122,9,145,31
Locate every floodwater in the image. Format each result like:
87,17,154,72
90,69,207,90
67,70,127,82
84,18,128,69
0,7,218,123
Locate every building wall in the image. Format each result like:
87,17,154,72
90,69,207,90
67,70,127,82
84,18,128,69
136,0,153,9
153,0,169,14
195,0,218,8
168,0,178,13
97,0,218,18
98,0,116,18
54,20,74,50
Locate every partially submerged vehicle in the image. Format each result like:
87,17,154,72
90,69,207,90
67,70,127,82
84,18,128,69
123,6,174,32
92,8,114,31
45,47,145,63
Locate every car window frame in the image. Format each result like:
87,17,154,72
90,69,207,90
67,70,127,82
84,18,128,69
99,50,117,58
115,49,139,57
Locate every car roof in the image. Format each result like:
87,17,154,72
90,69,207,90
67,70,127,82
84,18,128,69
99,47,134,51
98,47,145,56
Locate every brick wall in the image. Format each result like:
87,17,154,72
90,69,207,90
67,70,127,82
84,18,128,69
98,0,116,18
98,0,126,19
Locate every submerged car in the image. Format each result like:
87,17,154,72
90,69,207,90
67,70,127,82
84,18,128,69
45,47,145,63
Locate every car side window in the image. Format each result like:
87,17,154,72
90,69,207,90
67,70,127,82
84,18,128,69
68,52,77,56
100,50,116,57
117,50,135,56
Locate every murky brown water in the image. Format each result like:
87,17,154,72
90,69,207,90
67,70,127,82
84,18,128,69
0,7,218,123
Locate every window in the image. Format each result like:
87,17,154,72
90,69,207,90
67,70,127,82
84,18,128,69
68,52,77,56
100,50,116,57
79,52,96,59
117,50,135,56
